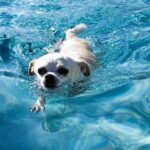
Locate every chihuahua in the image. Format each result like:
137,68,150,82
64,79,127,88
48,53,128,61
28,24,96,112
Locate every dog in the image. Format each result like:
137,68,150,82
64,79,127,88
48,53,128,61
28,24,97,112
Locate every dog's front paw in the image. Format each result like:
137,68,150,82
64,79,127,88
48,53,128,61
30,99,45,113
30,104,45,112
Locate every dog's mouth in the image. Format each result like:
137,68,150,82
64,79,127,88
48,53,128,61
44,81,58,89
43,80,60,90
44,84,58,89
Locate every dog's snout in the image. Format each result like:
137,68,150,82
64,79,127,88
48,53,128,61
44,74,57,89
45,74,55,81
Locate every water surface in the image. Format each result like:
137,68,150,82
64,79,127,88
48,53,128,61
0,0,150,149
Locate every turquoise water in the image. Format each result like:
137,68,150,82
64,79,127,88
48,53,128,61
0,0,150,149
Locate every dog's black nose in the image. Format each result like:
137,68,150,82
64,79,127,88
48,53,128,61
44,74,57,89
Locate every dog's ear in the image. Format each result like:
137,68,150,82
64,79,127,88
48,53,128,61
78,62,91,76
28,60,36,76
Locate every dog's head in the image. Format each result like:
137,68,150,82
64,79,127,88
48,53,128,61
28,53,90,89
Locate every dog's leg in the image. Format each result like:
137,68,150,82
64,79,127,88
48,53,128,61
54,39,64,52
30,96,46,112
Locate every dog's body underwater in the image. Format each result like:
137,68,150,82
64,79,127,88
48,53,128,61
28,24,97,112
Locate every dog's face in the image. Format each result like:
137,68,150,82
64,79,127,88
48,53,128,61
28,53,90,89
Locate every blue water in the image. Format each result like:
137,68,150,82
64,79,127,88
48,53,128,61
0,0,150,149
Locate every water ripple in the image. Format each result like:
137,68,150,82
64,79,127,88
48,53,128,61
0,0,150,149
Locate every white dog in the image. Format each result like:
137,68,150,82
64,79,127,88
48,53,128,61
28,24,97,112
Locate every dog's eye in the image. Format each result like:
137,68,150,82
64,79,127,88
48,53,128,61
38,67,47,75
57,67,69,75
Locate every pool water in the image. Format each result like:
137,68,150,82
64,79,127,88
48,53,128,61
0,0,150,149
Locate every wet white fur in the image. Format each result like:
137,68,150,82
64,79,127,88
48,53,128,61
30,23,96,89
